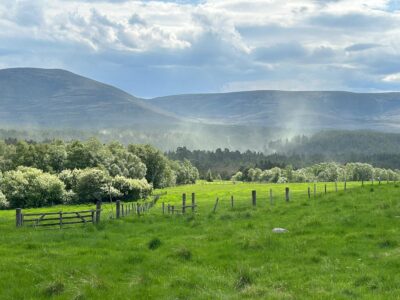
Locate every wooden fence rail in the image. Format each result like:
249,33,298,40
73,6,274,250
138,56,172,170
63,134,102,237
16,192,163,228
16,202,103,228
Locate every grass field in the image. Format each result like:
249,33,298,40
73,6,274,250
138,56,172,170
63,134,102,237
0,181,399,299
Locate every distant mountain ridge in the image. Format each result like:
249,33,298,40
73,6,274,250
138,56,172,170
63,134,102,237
150,90,400,131
1,68,400,134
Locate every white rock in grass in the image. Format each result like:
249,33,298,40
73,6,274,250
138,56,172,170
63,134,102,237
272,228,288,233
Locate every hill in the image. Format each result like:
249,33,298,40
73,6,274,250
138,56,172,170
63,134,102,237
0,68,180,129
150,90,400,131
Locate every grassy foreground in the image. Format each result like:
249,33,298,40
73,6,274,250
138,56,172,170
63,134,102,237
0,181,399,299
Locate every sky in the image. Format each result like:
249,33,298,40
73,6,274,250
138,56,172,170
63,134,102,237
0,0,400,98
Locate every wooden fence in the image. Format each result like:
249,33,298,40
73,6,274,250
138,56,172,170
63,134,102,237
16,193,164,228
162,193,197,215
16,202,102,228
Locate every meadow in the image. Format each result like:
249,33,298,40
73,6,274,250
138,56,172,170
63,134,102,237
0,181,399,299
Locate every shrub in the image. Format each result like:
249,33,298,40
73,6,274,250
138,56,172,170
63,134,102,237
0,191,9,209
74,168,110,203
112,176,152,201
2,167,66,208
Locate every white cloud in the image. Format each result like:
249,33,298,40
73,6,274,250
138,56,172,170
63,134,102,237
383,73,400,82
0,0,400,96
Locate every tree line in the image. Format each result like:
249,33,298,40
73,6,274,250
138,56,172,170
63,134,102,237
0,139,199,209
232,162,399,183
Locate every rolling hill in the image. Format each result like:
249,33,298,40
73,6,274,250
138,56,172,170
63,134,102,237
0,68,180,129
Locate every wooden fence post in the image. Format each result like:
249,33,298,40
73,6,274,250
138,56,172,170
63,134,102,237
344,180,347,191
116,200,121,219
162,202,165,214
213,198,219,213
121,203,125,217
231,195,234,208
269,189,273,206
252,190,256,206
182,193,186,214
16,208,22,227
59,211,63,228
96,201,102,224
308,187,311,199
91,210,95,223
335,180,338,192
171,205,175,214
191,193,195,212
324,184,327,195
285,187,290,202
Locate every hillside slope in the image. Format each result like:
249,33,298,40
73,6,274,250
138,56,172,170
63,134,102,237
150,90,400,131
0,68,180,128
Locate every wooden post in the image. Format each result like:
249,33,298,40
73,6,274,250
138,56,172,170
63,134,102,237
191,193,195,212
171,205,175,214
231,195,234,208
308,187,311,199
213,198,219,213
379,177,381,185
59,211,63,228
344,180,347,191
314,184,316,198
285,187,290,202
324,184,327,195
162,202,165,214
167,204,170,214
116,200,121,219
16,208,22,227
91,210,95,223
182,193,186,214
137,204,140,216
270,189,273,206
335,180,338,192
96,201,102,224
121,203,125,217
252,190,256,206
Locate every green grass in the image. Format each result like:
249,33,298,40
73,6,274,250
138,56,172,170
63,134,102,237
0,181,399,299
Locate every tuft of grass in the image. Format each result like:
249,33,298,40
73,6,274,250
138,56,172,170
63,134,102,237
235,268,253,290
378,239,397,248
43,280,65,297
174,247,192,261
148,238,162,250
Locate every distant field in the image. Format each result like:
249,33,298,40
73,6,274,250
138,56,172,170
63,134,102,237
0,181,399,299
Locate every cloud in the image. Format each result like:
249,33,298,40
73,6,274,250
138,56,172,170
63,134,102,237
0,0,399,97
383,73,400,82
345,43,382,52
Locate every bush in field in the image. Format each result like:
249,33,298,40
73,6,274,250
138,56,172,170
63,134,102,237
112,176,152,201
0,190,9,209
206,169,213,182
171,159,199,185
231,171,243,182
74,168,111,203
1,167,66,208
345,163,374,181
